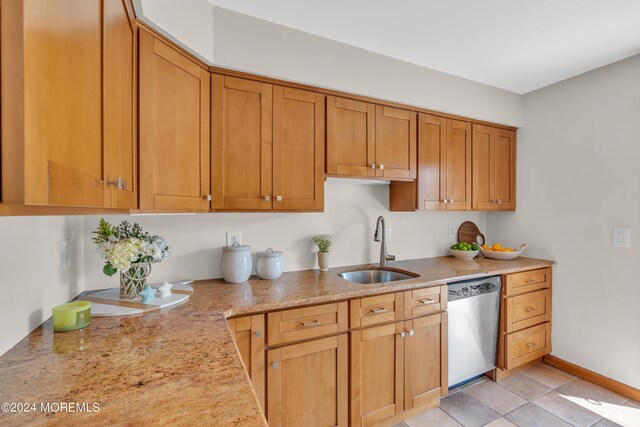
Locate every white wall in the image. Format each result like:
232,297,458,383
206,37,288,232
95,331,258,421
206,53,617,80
0,216,84,356
83,184,485,289
211,8,522,127
138,0,214,63
487,54,640,388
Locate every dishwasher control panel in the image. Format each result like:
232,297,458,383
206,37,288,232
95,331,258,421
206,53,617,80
447,276,501,301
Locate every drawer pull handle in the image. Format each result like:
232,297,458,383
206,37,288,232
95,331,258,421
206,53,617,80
525,279,536,284
526,342,535,348
525,307,536,312
419,299,436,305
370,308,388,314
301,320,320,327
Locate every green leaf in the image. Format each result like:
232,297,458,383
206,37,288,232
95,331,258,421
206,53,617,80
103,263,117,277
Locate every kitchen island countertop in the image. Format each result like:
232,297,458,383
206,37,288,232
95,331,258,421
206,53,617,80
0,256,554,426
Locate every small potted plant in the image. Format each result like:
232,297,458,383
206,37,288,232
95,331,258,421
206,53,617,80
93,219,171,299
312,234,333,272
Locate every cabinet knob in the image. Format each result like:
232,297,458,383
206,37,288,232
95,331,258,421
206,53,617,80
408,329,414,337
399,332,406,338
371,163,376,169
107,177,126,190
276,195,283,202
497,200,502,204
272,362,280,369
264,195,271,201
255,330,262,338
204,194,212,201
379,164,384,170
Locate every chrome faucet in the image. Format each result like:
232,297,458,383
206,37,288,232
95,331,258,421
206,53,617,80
374,216,396,267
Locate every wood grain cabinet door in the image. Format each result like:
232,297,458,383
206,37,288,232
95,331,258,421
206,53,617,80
493,128,516,210
375,106,417,180
443,119,472,210
326,96,376,177
228,315,265,410
267,335,348,427
417,114,445,210
211,74,273,210
351,323,405,427
139,30,210,211
404,313,448,411
104,0,137,209
1,0,108,207
472,124,496,210
272,87,325,211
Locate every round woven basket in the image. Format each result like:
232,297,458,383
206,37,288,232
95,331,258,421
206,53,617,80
119,262,152,299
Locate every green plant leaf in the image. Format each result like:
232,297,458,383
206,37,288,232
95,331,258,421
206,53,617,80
103,263,117,277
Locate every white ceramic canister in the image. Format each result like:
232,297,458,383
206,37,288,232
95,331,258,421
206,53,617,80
256,248,284,280
221,244,253,283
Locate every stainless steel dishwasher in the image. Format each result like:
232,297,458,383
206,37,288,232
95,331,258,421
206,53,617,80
447,275,502,388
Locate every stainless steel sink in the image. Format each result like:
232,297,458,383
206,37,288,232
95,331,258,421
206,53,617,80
338,268,418,284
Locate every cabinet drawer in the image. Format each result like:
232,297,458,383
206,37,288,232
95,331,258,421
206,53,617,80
506,322,551,369
506,289,551,333
268,302,348,346
505,268,551,296
350,292,403,329
403,285,447,319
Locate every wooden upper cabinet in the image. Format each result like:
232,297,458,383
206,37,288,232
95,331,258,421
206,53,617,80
472,124,516,210
443,119,472,210
104,0,137,209
417,114,446,210
272,87,325,211
375,106,417,180
1,0,107,207
211,74,273,210
326,96,376,177
138,30,210,211
267,335,348,427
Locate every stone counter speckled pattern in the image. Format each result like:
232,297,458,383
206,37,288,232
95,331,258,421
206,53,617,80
0,256,553,426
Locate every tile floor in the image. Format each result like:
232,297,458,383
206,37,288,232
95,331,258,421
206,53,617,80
394,363,640,427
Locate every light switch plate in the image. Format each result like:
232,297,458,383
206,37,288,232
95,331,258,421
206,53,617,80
612,227,630,248
226,231,241,247
448,225,456,240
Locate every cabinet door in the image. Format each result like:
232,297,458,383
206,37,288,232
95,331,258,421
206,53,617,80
493,128,516,210
1,0,107,207
404,313,448,411
273,87,324,211
267,335,348,427
375,106,417,179
351,323,404,427
211,74,273,210
104,0,137,209
417,114,445,210
443,119,472,210
139,30,210,211
228,315,265,410
326,96,376,177
472,124,495,210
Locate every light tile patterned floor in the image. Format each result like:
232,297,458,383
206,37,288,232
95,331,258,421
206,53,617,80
394,363,640,427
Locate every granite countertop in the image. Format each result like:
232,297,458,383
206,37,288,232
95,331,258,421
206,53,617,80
0,256,554,426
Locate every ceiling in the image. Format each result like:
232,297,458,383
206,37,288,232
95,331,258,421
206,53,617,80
208,0,640,94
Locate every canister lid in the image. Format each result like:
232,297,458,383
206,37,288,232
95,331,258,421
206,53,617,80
222,242,251,252
257,248,283,258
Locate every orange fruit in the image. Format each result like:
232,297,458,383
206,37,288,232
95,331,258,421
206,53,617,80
492,243,502,251
481,244,489,250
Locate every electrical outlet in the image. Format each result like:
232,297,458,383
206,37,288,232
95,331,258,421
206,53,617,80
226,231,242,247
448,224,456,240
612,227,630,248
61,239,71,271
386,228,392,243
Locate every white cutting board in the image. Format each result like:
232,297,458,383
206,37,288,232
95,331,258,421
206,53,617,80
79,281,193,317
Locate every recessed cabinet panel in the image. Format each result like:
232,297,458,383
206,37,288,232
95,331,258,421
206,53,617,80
419,114,446,210
375,106,417,179
139,31,210,211
326,96,376,177
273,87,325,211
211,74,272,210
444,120,472,210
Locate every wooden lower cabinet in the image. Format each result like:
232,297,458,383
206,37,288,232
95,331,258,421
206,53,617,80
351,313,446,427
267,335,348,427
228,315,265,410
